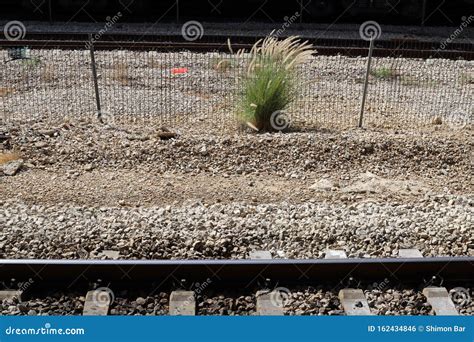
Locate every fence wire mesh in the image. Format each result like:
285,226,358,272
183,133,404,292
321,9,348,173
1,46,472,133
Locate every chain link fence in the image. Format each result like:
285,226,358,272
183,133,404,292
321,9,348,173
1,45,472,133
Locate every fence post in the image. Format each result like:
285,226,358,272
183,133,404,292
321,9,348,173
176,0,180,25
48,0,53,24
421,0,427,26
358,37,375,128
299,0,303,23
88,34,103,123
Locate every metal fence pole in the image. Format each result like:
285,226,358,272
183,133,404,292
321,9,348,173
358,38,375,128
88,34,103,123
421,0,427,26
176,0,180,25
299,0,303,23
48,0,53,24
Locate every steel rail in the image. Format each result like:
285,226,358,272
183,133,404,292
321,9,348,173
0,257,473,285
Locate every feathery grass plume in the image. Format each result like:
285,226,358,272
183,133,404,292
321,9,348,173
235,34,315,132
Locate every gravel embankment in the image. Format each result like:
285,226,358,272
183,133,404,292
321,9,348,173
1,197,472,259
3,122,472,178
1,122,471,207
1,121,472,260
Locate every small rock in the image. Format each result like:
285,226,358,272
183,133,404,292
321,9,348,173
310,178,335,191
34,141,48,148
99,250,120,260
18,303,28,312
199,146,208,156
136,297,146,306
127,134,149,142
2,159,24,176
38,129,57,137
193,241,205,251
84,164,94,172
361,143,375,155
157,132,177,140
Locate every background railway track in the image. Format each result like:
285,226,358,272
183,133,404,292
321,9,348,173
1,33,473,59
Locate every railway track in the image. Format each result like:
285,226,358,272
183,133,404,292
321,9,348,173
0,32,473,59
1,254,473,316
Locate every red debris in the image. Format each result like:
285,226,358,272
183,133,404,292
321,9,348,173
171,67,188,75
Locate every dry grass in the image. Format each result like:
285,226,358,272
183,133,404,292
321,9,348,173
22,56,41,69
184,89,211,99
400,75,419,86
370,67,399,80
211,58,234,72
112,62,133,85
147,59,162,69
0,87,15,97
400,76,439,87
235,34,314,74
41,64,56,82
0,152,21,165
461,71,473,85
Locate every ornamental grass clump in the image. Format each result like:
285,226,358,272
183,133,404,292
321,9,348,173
235,35,315,132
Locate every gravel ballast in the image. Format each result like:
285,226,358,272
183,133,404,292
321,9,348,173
1,197,472,260
2,286,472,316
0,121,472,261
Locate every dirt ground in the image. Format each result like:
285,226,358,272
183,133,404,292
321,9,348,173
1,119,472,207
